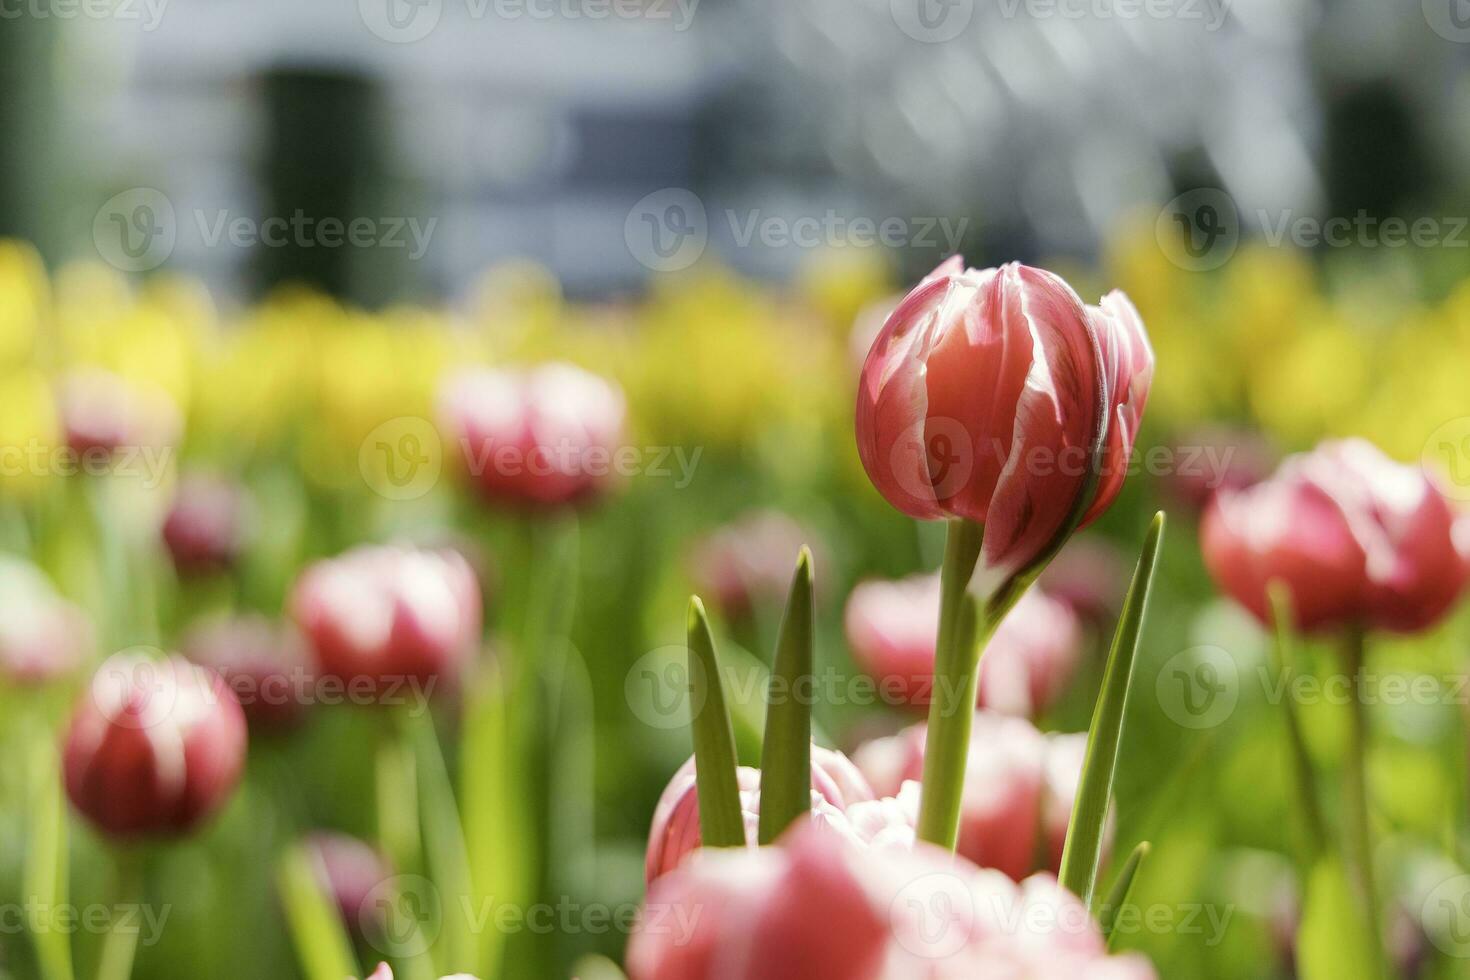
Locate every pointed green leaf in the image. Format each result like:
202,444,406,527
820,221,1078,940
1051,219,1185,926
25,734,73,980
1059,512,1164,907
1100,841,1150,946
1267,582,1327,861
758,547,814,845
412,714,477,974
276,844,360,980
688,597,746,848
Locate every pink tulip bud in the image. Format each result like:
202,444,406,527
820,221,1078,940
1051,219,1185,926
162,474,250,576
440,362,627,509
1203,439,1469,634
0,558,91,685
63,652,247,838
629,817,1155,980
181,614,312,732
57,369,181,458
1038,534,1130,623
644,746,874,884
1160,425,1275,513
688,511,818,621
304,831,392,937
845,574,1082,719
362,965,479,980
855,260,1152,581
290,545,481,701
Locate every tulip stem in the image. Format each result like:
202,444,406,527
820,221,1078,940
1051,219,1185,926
95,849,143,980
915,519,985,850
1341,626,1387,976
1266,583,1327,863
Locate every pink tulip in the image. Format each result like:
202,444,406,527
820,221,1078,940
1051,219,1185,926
645,745,874,884
305,832,391,937
688,511,817,621
854,715,1107,881
855,260,1152,581
1039,535,1130,623
0,558,91,685
57,369,180,458
162,474,249,575
362,966,478,980
1203,439,1469,634
63,652,247,838
845,574,1082,718
181,614,311,732
291,544,481,700
629,819,1155,980
1160,425,1274,513
440,362,626,508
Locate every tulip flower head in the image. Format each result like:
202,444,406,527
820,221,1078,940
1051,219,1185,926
363,966,478,980
628,819,1155,980
688,511,818,621
855,259,1153,585
181,614,312,732
57,368,181,460
305,831,392,938
440,362,627,509
845,573,1082,718
63,652,247,838
1203,439,1470,634
162,474,250,575
0,556,91,685
291,544,481,701
645,746,874,884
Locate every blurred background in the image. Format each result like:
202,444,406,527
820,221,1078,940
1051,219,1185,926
3,2,1470,979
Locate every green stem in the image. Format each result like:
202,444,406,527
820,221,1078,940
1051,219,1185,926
1341,627,1387,977
95,850,143,980
375,710,421,877
1266,583,1327,864
915,519,985,849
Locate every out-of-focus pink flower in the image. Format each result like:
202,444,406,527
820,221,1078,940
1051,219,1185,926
853,716,1107,881
628,819,1156,980
181,614,311,733
687,511,817,621
57,369,181,458
362,966,478,980
0,558,91,685
305,831,391,937
645,746,875,884
63,652,247,838
845,574,1083,719
855,259,1152,582
439,362,626,509
290,545,481,700
1039,534,1130,624
162,474,250,576
1203,439,1469,634
1160,425,1275,513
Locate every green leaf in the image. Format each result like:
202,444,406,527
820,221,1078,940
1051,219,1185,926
24,734,73,980
1100,841,1149,947
758,547,814,845
1058,511,1165,907
1267,582,1327,863
687,597,746,848
571,954,630,980
276,844,360,980
1297,858,1377,980
412,714,477,975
